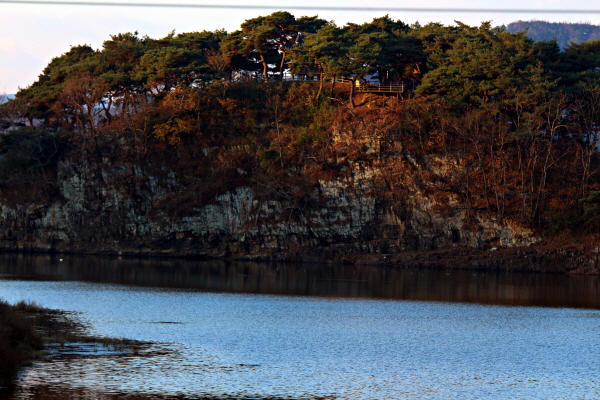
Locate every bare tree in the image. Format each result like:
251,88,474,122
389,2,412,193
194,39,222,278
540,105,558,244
58,75,108,134
0,93,27,134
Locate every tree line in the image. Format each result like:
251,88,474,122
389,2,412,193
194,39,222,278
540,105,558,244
7,13,600,125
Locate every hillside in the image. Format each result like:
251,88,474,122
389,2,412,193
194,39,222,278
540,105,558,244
506,20,600,48
0,94,15,104
1,14,600,271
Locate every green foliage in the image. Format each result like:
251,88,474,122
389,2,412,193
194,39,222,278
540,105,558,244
292,15,328,33
259,149,280,168
20,15,600,129
580,191,600,230
416,22,553,108
547,192,600,233
547,209,584,234
0,128,65,185
224,11,299,81
18,45,97,122
562,40,600,81
347,15,424,81
10,13,600,236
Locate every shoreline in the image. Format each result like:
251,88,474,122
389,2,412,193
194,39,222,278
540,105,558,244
0,301,142,396
0,299,330,400
2,252,600,399
0,237,598,275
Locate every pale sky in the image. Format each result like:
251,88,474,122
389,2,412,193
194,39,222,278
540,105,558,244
1,0,600,94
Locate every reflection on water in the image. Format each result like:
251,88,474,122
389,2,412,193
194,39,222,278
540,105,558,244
0,254,599,400
0,253,599,308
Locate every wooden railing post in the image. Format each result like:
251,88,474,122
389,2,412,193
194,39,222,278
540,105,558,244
345,80,417,94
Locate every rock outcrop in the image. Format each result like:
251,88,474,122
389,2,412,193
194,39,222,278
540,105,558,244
0,152,564,272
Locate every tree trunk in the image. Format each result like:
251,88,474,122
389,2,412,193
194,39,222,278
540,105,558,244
260,54,269,82
279,51,286,78
349,78,356,109
316,67,324,100
102,97,113,124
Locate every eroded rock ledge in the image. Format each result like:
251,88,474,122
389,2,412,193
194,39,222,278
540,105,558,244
0,156,596,273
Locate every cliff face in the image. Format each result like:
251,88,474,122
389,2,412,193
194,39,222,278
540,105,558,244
0,152,553,269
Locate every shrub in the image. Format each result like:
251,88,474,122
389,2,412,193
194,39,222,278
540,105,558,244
0,300,44,386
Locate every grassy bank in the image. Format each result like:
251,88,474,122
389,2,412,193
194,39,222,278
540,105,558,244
0,300,137,389
0,300,46,386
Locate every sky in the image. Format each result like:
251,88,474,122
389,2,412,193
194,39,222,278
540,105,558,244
2,0,600,94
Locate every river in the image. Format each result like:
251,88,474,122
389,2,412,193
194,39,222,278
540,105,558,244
0,253,599,399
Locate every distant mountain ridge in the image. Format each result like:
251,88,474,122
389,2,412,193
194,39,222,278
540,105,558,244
506,20,600,48
0,94,15,104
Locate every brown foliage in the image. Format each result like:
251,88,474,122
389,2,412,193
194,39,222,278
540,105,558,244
6,78,600,238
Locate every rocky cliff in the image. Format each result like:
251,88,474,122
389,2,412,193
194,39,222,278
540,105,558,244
5,150,591,273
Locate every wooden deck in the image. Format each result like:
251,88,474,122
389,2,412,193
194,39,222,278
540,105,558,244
356,81,416,94
276,74,417,94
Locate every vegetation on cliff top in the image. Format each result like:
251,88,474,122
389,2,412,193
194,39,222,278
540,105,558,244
2,13,600,236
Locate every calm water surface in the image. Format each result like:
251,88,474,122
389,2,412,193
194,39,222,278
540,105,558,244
0,254,599,399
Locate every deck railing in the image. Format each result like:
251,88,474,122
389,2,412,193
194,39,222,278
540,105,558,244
266,74,417,94
356,81,416,93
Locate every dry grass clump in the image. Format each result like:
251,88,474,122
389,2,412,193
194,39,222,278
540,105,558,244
0,300,44,386
0,299,144,388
